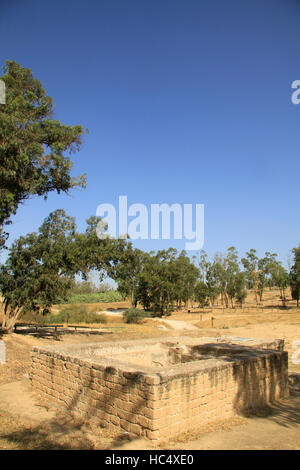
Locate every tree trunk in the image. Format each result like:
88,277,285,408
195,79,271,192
130,279,135,307
1,305,22,334
223,290,229,308
1,324,15,334
281,287,287,307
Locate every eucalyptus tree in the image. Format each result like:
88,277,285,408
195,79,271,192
256,252,278,301
211,247,240,308
172,251,199,309
241,249,258,290
233,272,248,307
135,249,198,316
290,246,300,307
194,281,210,308
0,210,78,333
241,249,276,302
72,215,131,291
0,61,86,248
269,259,289,307
142,248,179,316
109,244,146,307
211,252,228,307
198,249,210,282
224,246,241,308
0,212,131,333
205,261,222,306
135,250,171,316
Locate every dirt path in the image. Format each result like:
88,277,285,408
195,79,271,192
0,378,116,450
159,319,199,330
100,309,125,316
0,379,56,422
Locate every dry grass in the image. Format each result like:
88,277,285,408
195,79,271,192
51,300,130,314
193,312,300,329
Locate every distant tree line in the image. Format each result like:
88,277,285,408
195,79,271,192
110,245,298,314
1,208,299,333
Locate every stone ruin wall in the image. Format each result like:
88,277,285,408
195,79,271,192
29,337,289,442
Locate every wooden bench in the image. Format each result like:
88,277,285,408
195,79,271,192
188,309,212,314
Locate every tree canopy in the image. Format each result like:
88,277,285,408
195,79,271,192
0,61,86,248
0,211,129,333
0,210,77,332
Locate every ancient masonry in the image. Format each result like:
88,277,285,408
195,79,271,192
29,336,289,442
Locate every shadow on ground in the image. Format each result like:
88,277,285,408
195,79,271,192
13,327,112,341
265,390,300,428
1,415,99,450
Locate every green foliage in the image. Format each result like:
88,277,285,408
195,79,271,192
241,249,259,290
194,281,209,308
110,245,145,307
205,262,222,305
0,207,136,333
122,308,151,324
57,290,123,304
172,251,199,307
0,210,77,332
0,210,128,333
198,250,210,282
234,272,247,306
73,215,130,283
197,248,248,308
135,249,192,316
223,247,240,308
0,60,86,248
69,280,112,295
22,304,107,325
55,305,107,324
290,246,300,306
241,250,279,301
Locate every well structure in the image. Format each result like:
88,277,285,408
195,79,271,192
30,336,289,441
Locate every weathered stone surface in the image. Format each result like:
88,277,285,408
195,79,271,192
29,335,289,442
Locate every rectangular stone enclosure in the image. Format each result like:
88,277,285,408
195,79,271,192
30,336,289,441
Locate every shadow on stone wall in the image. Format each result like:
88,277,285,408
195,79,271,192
1,370,145,449
2,342,291,449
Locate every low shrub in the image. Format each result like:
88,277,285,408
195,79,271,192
122,308,152,324
55,305,107,324
21,304,107,325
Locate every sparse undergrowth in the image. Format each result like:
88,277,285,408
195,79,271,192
22,305,107,325
123,308,153,324
57,291,124,304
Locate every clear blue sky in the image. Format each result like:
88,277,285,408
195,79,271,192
1,0,300,266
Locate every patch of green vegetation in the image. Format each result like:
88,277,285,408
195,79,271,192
122,308,152,324
57,291,123,304
22,305,107,325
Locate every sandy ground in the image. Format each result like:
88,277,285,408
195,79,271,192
0,288,300,450
159,318,199,330
166,394,300,450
